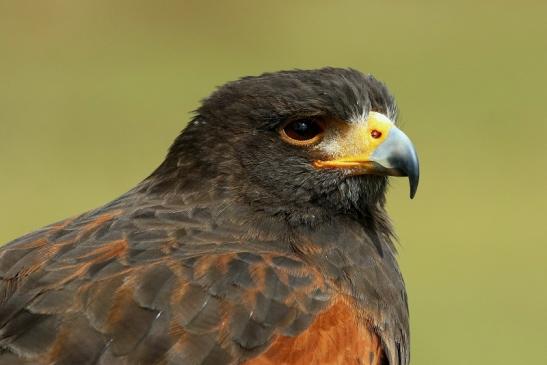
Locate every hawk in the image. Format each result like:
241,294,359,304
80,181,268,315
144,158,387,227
0,68,419,365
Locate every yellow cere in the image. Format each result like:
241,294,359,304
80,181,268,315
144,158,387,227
344,113,391,160
314,112,394,168
359,111,393,157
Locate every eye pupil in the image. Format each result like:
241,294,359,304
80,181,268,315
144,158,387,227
283,119,323,142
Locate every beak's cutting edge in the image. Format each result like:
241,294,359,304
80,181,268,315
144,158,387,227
313,112,420,198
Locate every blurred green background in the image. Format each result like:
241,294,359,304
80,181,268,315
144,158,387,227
1,1,546,363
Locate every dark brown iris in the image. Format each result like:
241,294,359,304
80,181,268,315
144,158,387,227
281,119,324,145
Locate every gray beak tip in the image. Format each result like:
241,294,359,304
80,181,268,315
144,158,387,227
408,163,419,199
367,125,420,199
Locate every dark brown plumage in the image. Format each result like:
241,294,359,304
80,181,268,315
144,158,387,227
0,68,418,365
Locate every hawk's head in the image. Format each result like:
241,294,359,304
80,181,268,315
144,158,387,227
154,68,419,222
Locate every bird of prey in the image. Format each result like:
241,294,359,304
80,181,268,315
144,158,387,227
0,68,419,365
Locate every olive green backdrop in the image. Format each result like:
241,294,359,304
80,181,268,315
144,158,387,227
1,1,546,364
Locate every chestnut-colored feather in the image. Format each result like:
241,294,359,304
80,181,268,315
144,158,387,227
243,298,384,365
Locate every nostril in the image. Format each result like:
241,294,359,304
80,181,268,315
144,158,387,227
371,130,382,139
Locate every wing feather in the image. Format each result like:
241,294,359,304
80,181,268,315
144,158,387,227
0,205,340,364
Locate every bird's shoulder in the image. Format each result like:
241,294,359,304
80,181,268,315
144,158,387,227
0,200,388,364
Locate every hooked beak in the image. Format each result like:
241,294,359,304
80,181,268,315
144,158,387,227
314,112,420,198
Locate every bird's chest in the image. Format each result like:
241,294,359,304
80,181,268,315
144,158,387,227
243,298,384,365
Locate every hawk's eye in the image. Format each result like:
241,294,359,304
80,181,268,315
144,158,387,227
280,119,324,145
